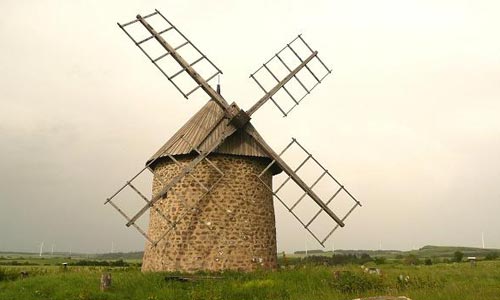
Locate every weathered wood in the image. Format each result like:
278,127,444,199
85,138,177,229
126,123,238,227
244,123,345,228
246,51,318,117
136,15,229,111
100,273,112,291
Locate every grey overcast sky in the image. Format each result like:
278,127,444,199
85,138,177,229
1,0,499,254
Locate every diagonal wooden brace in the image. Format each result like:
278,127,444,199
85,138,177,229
125,124,238,227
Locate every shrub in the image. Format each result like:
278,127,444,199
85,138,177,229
373,257,386,265
70,259,129,267
397,274,445,290
360,253,372,264
403,254,421,265
300,254,373,266
0,267,19,281
331,271,385,293
424,258,432,265
453,251,464,262
485,252,498,260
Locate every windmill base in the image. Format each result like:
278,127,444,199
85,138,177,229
142,154,278,272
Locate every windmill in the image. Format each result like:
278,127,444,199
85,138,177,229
106,9,361,272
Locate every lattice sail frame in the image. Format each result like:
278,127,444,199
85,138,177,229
250,35,332,116
118,9,222,100
257,138,361,246
104,134,225,246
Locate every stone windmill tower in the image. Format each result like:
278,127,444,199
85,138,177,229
106,9,361,272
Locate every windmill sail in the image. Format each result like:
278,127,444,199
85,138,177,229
118,9,226,106
247,127,361,246
248,35,332,117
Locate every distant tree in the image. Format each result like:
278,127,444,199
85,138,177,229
453,251,464,262
424,258,432,265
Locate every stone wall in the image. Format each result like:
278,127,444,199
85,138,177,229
141,153,277,272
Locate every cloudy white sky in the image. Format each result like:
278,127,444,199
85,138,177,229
1,0,499,254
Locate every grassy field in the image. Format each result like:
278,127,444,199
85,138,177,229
1,256,499,300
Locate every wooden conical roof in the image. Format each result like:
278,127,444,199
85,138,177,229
147,100,271,165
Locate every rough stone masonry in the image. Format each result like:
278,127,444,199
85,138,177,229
142,154,277,272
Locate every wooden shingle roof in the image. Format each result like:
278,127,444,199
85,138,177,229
147,100,271,164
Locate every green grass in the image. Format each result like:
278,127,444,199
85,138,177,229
1,261,500,300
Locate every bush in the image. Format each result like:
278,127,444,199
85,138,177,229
453,251,464,262
424,258,432,265
0,268,19,281
397,274,445,290
373,257,386,265
485,252,498,260
331,271,385,293
403,254,421,265
70,259,129,267
360,253,372,264
299,254,373,266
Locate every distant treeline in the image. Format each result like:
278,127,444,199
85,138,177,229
0,261,38,266
285,253,380,266
294,249,402,256
305,253,376,265
293,245,500,259
70,259,130,267
284,251,499,267
95,252,144,260
294,250,326,254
